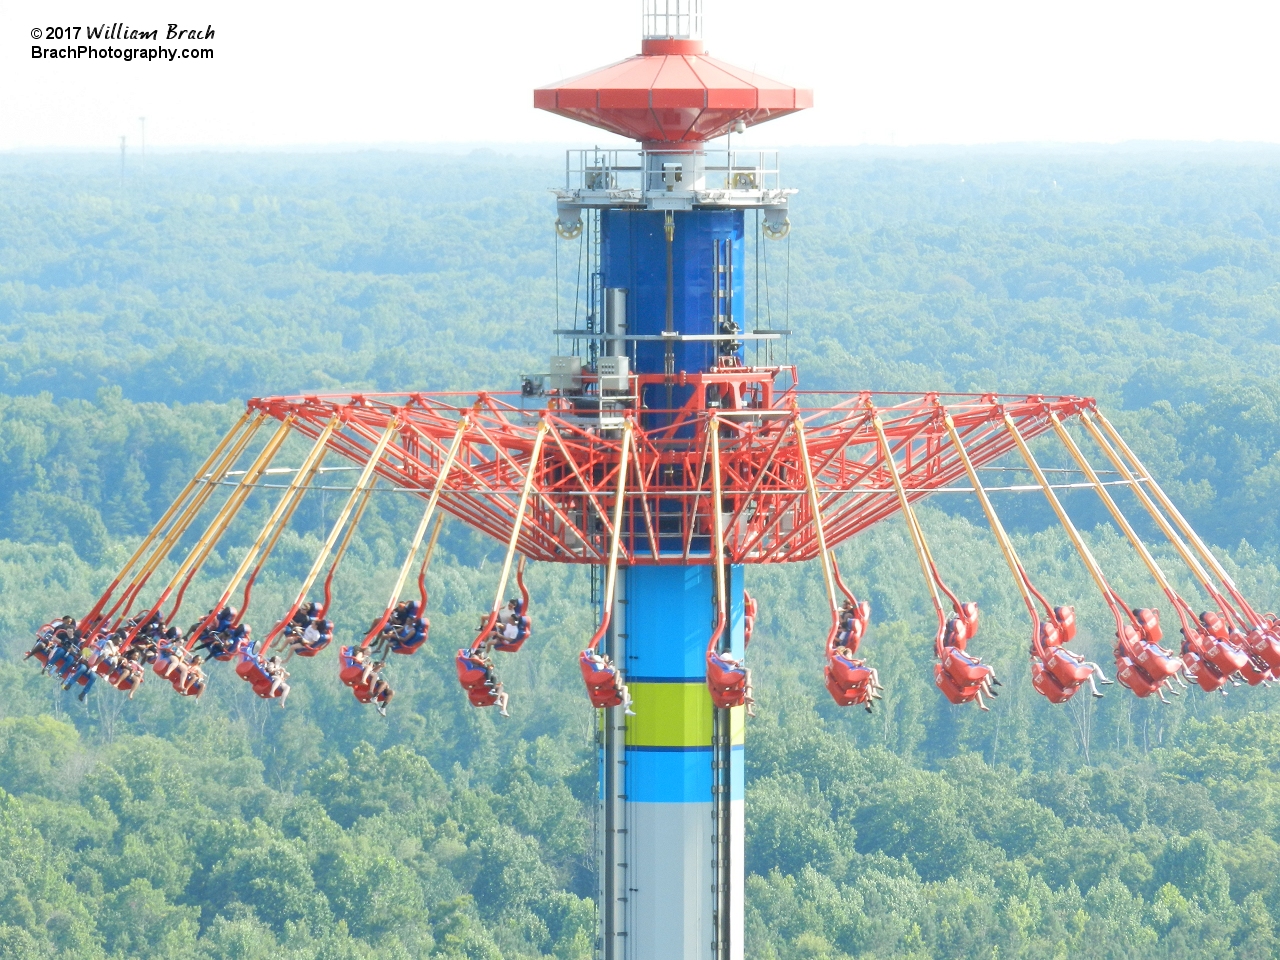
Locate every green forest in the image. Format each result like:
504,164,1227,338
2,146,1280,959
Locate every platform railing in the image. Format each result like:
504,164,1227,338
564,148,783,196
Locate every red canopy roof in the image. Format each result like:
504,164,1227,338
535,40,812,145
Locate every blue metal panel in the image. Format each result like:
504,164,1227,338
600,208,745,383
627,746,713,803
627,565,714,681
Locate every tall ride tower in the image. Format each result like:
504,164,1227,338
537,4,811,958
81,7,1258,960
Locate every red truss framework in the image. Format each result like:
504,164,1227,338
248,380,1093,567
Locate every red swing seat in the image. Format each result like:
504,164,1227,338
1204,635,1250,674
1200,611,1230,641
1133,608,1163,644
1031,658,1080,704
467,685,499,707
390,619,428,655
940,645,992,686
455,649,491,689
1045,646,1093,688
153,647,179,678
933,662,981,705
828,650,873,690
743,592,758,647
824,665,871,706
579,651,626,708
1239,656,1272,686
1184,648,1228,693
1114,655,1163,698
1053,606,1077,643
706,650,748,708
338,645,368,686
492,616,531,653
1119,624,1182,680
1245,627,1280,672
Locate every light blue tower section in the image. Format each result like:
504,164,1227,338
620,564,745,960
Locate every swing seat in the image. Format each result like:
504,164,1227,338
1031,659,1079,704
1205,637,1250,674
580,651,625,708
1133,608,1163,644
743,592,758,646
174,677,204,698
706,650,747,691
1186,652,1228,693
236,652,274,693
1119,625,1182,679
940,646,991,686
1246,628,1280,671
337,646,369,687
1045,647,1092,687
211,640,243,663
1053,606,1077,643
933,662,981,705
1038,620,1063,649
252,677,282,699
390,619,428,654
824,665,871,706
1115,656,1162,698
492,616,531,653
1240,657,1271,686
589,684,625,709
455,649,491,689
709,683,747,709
579,651,619,689
942,617,970,651
391,636,425,655
827,651,873,689
1135,642,1182,679
1200,611,1230,641
352,681,376,704
467,685,499,708
293,636,331,658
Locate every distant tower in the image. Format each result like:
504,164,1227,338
537,4,810,958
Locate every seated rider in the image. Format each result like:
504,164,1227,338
44,634,76,677
264,656,290,707
708,648,757,717
365,661,393,717
580,650,635,715
176,655,206,696
61,647,95,701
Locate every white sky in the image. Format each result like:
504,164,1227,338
4,0,1279,151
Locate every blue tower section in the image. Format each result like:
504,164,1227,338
600,209,745,413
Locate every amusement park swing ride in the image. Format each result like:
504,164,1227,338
27,3,1280,958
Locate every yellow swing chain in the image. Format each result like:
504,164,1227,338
588,421,633,649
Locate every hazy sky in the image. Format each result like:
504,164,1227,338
5,0,1279,151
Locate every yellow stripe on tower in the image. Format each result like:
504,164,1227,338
624,683,746,748
627,682,713,748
